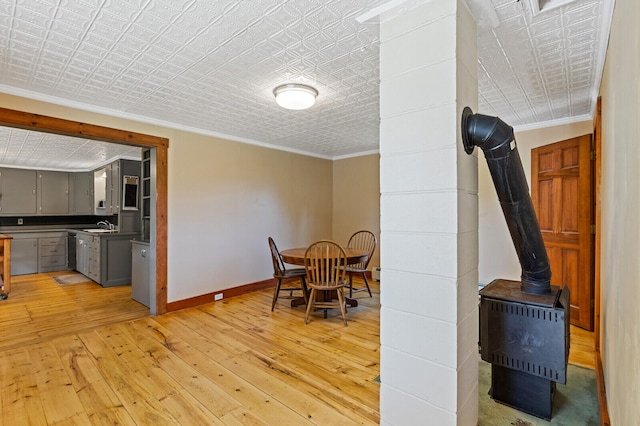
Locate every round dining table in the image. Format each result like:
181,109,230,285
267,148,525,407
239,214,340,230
279,247,368,308
279,247,368,267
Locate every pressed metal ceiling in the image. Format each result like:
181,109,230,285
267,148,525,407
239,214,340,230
0,0,612,170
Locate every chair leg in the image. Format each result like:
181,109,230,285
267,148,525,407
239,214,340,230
271,279,282,311
362,272,372,297
336,287,348,327
305,288,316,324
301,276,309,305
348,271,372,298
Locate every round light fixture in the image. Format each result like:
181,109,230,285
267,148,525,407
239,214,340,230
273,83,318,110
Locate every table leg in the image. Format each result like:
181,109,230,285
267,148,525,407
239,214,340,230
290,297,306,307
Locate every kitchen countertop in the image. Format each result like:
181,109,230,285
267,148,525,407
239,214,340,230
0,227,140,237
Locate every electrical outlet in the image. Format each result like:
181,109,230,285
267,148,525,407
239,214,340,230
214,293,223,301
17,218,23,225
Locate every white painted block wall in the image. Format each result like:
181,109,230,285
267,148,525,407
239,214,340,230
378,0,479,424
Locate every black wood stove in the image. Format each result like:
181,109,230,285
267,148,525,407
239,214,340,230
461,107,570,420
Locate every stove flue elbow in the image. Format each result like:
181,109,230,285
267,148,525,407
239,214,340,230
461,106,515,157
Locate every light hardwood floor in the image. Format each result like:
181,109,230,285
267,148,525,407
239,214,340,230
568,324,595,369
0,272,593,424
0,272,149,352
0,273,381,424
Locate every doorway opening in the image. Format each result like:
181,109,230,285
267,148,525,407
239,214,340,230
0,107,168,314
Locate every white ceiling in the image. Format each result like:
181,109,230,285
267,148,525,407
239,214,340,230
0,0,612,171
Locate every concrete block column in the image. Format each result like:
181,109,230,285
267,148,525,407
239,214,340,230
377,0,478,424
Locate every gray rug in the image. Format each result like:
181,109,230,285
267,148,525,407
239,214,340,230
479,358,599,425
53,274,91,286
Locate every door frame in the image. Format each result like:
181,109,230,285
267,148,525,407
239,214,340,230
0,107,169,314
593,96,603,351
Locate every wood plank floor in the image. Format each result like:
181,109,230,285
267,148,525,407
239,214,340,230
568,324,595,369
0,273,381,425
0,273,594,424
0,272,149,352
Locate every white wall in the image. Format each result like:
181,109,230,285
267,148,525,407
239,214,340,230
168,136,333,301
599,0,640,423
477,121,593,286
332,154,381,269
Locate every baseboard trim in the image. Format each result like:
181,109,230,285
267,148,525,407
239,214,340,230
595,350,610,426
166,271,374,312
166,278,275,312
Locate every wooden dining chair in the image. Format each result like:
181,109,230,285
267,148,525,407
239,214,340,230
345,230,377,297
304,240,349,326
268,237,308,311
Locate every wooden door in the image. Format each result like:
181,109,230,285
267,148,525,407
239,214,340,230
531,135,594,330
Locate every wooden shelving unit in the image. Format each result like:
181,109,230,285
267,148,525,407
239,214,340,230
141,149,151,241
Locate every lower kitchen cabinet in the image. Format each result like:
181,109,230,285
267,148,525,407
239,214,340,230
10,231,69,275
39,236,67,272
75,234,89,276
101,236,132,286
75,232,135,287
87,236,100,282
131,240,150,307
11,238,38,275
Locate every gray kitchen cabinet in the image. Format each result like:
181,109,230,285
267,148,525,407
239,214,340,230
76,235,89,276
75,231,134,287
87,235,100,282
77,233,100,282
131,241,150,307
108,160,120,214
38,171,70,215
0,168,37,215
0,168,74,216
11,238,38,275
70,172,93,214
39,236,67,272
101,235,132,287
10,231,69,275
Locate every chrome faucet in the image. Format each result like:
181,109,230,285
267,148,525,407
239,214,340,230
97,220,115,230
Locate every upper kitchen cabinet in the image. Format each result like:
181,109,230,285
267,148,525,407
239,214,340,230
69,172,93,214
0,168,37,215
0,168,73,216
38,171,70,215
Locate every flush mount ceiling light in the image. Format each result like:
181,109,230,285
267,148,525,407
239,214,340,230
273,83,318,110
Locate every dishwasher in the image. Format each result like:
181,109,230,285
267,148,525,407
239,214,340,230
67,232,77,270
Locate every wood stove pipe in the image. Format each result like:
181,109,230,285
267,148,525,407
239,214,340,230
461,107,551,295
